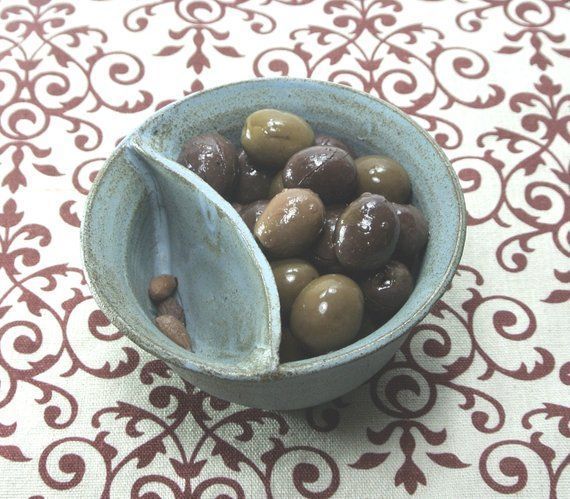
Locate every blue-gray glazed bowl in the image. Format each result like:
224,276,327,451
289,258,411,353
81,78,466,410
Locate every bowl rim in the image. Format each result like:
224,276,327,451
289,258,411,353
82,77,467,380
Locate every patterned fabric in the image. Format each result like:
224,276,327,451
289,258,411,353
0,0,568,497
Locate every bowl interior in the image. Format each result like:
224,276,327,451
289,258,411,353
83,78,465,378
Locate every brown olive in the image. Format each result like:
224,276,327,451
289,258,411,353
232,202,244,214
254,189,325,258
283,146,357,204
233,150,271,204
360,261,413,323
290,274,363,354
241,109,314,170
268,171,285,198
393,203,429,263
157,296,185,325
355,155,410,203
279,328,305,363
310,206,345,273
155,315,191,350
239,200,268,232
271,259,319,314
335,193,399,271
148,274,177,303
178,132,237,198
315,134,353,156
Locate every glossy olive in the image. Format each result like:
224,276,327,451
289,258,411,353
335,193,399,271
315,134,353,156
283,146,357,204
178,132,237,197
239,200,268,232
360,261,413,323
355,155,410,203
241,109,315,170
271,259,319,314
233,150,271,204
279,328,305,363
268,171,285,198
254,189,325,258
310,206,344,273
290,274,364,354
393,203,429,263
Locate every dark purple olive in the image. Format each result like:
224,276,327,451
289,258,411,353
178,132,238,198
315,134,353,156
393,203,429,263
240,200,268,232
283,146,357,204
360,261,413,323
234,150,271,204
335,193,399,271
310,206,345,273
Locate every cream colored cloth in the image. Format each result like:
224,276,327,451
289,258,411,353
0,0,568,497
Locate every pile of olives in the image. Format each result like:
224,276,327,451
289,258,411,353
177,109,428,362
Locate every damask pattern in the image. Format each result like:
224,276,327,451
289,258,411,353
0,1,152,192
455,0,569,69
0,0,568,497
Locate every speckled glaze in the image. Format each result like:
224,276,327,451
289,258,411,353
81,78,466,410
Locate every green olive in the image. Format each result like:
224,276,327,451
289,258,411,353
290,274,363,354
271,259,319,314
254,189,325,258
241,109,315,170
355,155,410,203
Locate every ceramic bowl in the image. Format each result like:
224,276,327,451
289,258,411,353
81,78,466,410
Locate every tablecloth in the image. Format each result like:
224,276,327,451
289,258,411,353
0,0,568,497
